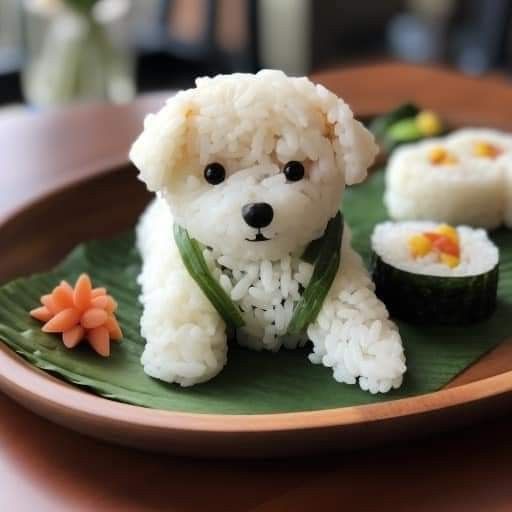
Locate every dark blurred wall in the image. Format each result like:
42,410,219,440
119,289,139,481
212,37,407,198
311,0,404,69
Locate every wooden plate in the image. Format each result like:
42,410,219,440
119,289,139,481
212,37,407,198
1,165,512,458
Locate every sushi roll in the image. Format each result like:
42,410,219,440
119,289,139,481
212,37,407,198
446,128,512,228
446,128,512,159
371,221,499,325
504,163,512,228
384,138,504,229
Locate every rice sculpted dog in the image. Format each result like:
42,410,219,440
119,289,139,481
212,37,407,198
130,70,406,393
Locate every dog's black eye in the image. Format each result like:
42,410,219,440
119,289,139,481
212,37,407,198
283,161,305,182
204,163,226,185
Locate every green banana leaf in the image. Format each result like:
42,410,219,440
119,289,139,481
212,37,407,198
1,171,511,414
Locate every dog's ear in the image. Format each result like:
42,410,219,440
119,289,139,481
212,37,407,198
343,118,379,185
129,90,195,192
323,94,379,186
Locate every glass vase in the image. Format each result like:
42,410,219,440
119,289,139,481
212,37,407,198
22,0,135,107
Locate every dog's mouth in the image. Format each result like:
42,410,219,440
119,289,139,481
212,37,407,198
245,230,271,242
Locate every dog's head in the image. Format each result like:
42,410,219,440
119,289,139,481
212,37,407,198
130,70,377,261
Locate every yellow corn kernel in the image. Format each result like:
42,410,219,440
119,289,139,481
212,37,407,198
443,153,459,165
416,110,443,137
473,141,502,159
440,253,460,268
435,224,459,243
428,147,447,164
428,147,458,166
408,234,432,258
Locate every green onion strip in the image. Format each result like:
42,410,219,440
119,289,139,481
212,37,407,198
174,212,344,334
173,224,245,328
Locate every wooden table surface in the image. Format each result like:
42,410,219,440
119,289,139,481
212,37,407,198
2,62,512,511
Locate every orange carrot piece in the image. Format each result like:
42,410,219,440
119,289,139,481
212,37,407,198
62,325,84,348
90,295,109,309
423,232,443,243
73,274,92,311
40,294,59,315
105,296,118,314
42,308,81,333
91,287,107,298
52,284,74,310
90,295,117,313
30,306,53,323
432,236,460,257
105,315,123,341
81,308,108,329
88,327,110,357
32,274,121,357
60,280,74,294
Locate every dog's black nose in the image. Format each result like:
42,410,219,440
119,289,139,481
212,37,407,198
242,202,274,229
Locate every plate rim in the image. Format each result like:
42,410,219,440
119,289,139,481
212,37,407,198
1,163,512,435
1,343,512,433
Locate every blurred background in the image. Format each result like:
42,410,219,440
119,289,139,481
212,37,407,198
0,0,511,108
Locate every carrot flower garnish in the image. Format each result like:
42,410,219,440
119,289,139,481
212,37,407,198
30,274,122,357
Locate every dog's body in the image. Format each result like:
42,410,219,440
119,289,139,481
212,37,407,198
131,70,406,393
